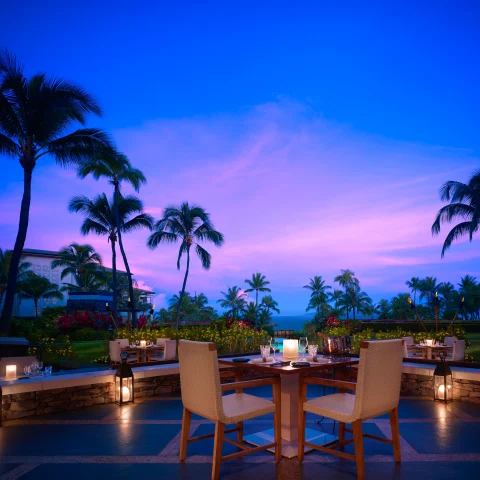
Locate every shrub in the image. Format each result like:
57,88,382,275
29,336,75,365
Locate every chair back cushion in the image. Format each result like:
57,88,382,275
444,336,457,347
117,338,129,348
109,341,122,363
402,336,414,346
163,340,177,360
353,339,403,420
156,337,171,346
452,340,465,361
178,340,223,421
401,339,408,358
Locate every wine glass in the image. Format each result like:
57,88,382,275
271,339,279,360
299,337,308,360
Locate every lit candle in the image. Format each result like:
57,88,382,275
121,386,131,402
6,365,16,380
283,339,299,359
140,340,146,348
426,339,433,347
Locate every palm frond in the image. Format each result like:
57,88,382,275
195,244,211,270
441,221,477,257
177,242,188,269
122,213,154,232
147,231,179,249
0,132,18,157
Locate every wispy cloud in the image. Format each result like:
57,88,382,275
1,100,479,314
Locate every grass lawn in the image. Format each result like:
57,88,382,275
72,340,109,364
466,332,480,361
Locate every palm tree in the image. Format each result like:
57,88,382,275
51,243,105,292
342,285,372,320
377,299,391,319
458,275,478,320
0,48,111,333
217,286,246,320
328,289,344,309
147,202,224,329
245,273,271,307
260,295,280,316
0,249,31,308
405,277,421,304
419,276,438,309
334,269,359,291
306,295,330,320
78,152,146,325
168,292,193,323
243,301,259,325
69,193,153,322
60,271,107,294
432,169,480,257
304,276,331,299
191,293,214,321
17,271,63,317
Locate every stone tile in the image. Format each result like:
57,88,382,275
122,400,198,420
401,421,480,454
0,424,180,456
31,403,118,421
379,398,455,419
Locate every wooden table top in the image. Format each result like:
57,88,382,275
409,345,453,349
218,354,359,375
121,345,164,351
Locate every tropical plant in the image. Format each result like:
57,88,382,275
328,289,344,309
17,271,63,317
405,277,421,305
0,248,31,307
168,292,193,322
245,273,271,307
147,202,224,329
78,151,146,325
306,295,331,320
376,299,391,319
51,243,105,292
304,276,331,299
0,48,111,333
260,295,280,316
340,284,372,320
243,301,259,324
432,169,480,257
334,269,359,291
69,192,153,321
217,286,246,320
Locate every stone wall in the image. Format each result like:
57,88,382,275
2,370,480,422
401,373,480,403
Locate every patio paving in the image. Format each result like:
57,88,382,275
0,393,479,479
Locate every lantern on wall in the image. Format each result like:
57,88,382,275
115,352,134,406
433,352,453,403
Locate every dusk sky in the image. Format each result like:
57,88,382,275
1,1,479,315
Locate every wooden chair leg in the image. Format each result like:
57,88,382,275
235,369,244,443
273,381,282,462
237,421,243,443
390,407,401,463
212,421,225,480
352,419,365,480
339,422,345,444
179,408,191,461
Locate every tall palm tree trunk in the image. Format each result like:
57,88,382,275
175,248,190,330
114,186,137,327
0,165,34,333
255,289,258,307
110,238,118,326
34,298,39,318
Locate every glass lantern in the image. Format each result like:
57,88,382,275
433,352,453,403
115,352,134,406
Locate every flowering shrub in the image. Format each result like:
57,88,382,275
29,336,75,364
116,320,266,354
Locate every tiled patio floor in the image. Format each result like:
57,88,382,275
0,388,479,479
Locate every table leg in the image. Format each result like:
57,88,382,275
243,373,338,458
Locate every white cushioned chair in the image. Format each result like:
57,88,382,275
444,336,457,347
452,340,466,362
178,340,281,480
298,339,403,480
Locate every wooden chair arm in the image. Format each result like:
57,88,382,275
221,377,280,392
301,376,357,391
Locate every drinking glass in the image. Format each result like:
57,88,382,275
24,366,31,377
260,345,271,361
45,366,52,376
299,337,308,360
308,344,318,360
271,339,279,360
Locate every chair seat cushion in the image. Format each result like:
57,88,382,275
221,393,276,424
303,393,356,423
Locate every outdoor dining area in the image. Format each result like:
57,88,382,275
109,338,177,366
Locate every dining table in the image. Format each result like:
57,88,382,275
121,345,164,363
407,344,452,360
218,353,359,458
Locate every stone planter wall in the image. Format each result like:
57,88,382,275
2,369,480,422
401,373,480,403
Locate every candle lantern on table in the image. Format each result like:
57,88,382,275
283,339,298,359
115,352,134,406
433,352,453,403
6,365,16,380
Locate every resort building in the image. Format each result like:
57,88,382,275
10,248,155,317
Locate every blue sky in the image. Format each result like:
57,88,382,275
1,1,479,314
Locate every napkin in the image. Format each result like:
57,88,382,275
251,357,274,363
306,356,329,363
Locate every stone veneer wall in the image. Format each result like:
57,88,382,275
401,373,480,403
2,370,480,422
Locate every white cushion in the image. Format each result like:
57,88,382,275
221,392,275,424
304,393,355,423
